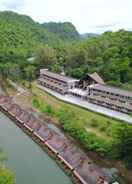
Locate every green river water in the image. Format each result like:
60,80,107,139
0,112,72,184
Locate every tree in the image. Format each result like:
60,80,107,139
24,65,36,82
36,45,57,69
0,169,14,184
0,149,14,184
111,125,132,169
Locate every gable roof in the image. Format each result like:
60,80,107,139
90,84,132,98
40,69,79,83
87,72,105,85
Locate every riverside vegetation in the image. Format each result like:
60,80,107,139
31,83,132,170
0,149,14,184
0,11,132,171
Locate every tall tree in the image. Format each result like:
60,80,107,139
36,45,57,69
112,125,132,169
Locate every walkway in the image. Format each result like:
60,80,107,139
37,85,132,124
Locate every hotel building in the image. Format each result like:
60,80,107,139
38,69,79,94
38,69,132,114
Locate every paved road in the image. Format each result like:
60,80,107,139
37,85,132,124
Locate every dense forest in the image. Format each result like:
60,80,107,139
0,11,132,90
42,22,79,40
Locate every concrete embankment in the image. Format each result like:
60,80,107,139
0,95,109,184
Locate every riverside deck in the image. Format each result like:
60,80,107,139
0,95,110,184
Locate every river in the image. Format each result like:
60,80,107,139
0,112,72,184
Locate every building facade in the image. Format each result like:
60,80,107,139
38,69,132,115
38,69,79,94
87,84,132,114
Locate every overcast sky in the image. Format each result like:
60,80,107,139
0,0,132,33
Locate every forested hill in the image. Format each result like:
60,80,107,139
0,11,80,60
0,11,62,57
65,30,132,89
0,11,80,80
42,22,79,40
0,11,132,90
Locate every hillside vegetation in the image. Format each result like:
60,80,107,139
42,22,79,40
0,11,132,90
0,11,63,58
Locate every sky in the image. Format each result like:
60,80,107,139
0,0,132,33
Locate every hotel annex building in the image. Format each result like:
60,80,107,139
38,69,132,115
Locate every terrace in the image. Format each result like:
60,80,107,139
36,125,53,141
9,104,22,117
0,96,11,106
77,160,108,184
60,146,81,167
47,136,68,152
24,117,42,132
2,101,13,111
18,110,30,123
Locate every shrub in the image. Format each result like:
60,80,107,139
32,98,40,108
45,105,54,116
90,118,99,127
99,123,107,132
39,105,46,113
57,108,76,124
0,169,14,184
106,127,112,136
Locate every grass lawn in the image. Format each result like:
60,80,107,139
31,81,128,143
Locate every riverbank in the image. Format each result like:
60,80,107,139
0,148,15,184
1,80,131,183
0,167,14,184
0,95,111,184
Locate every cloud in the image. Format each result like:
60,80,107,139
91,23,120,33
95,24,118,29
1,0,26,10
0,0,132,33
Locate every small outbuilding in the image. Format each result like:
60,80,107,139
81,72,105,89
